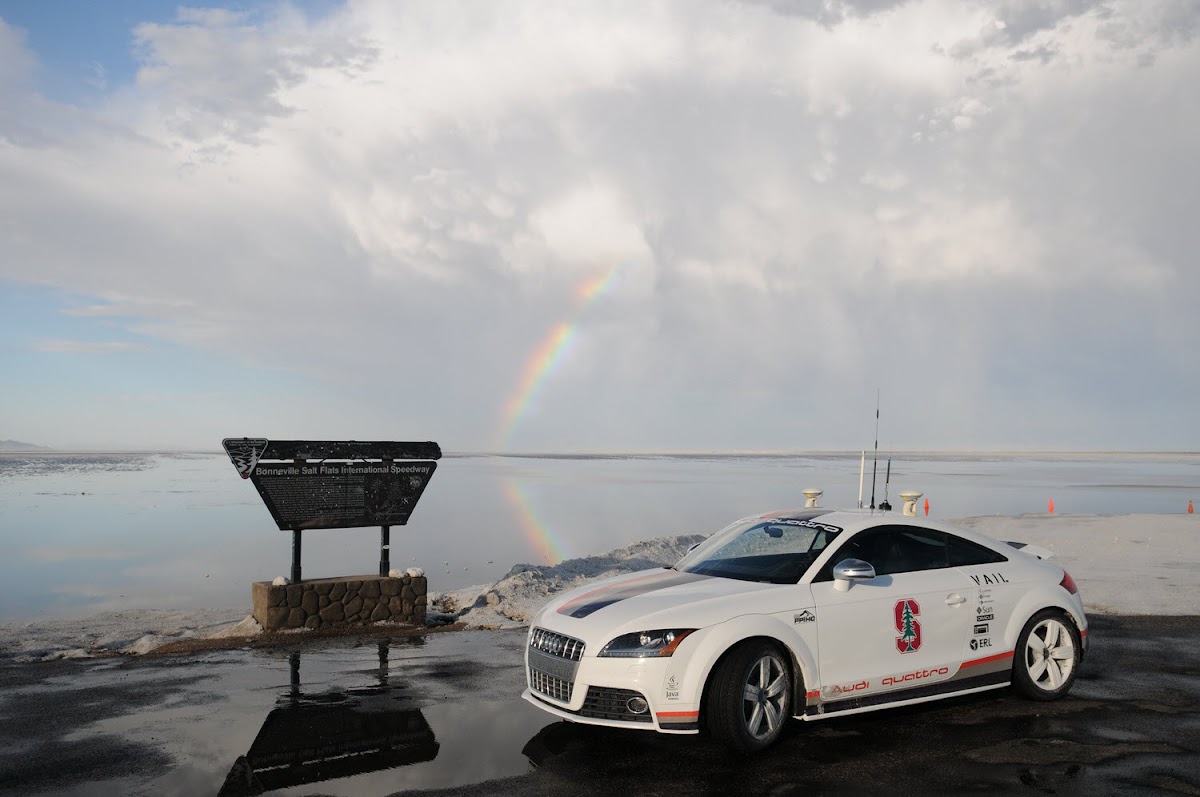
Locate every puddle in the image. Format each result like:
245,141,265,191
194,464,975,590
0,630,554,796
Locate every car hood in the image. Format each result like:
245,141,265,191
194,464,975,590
537,567,800,640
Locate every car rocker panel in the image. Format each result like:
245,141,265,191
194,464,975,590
523,508,1088,748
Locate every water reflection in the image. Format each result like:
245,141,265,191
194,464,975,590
218,644,438,795
521,721,576,768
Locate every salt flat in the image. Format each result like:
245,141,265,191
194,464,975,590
955,513,1200,615
438,512,1200,628
1,513,1195,659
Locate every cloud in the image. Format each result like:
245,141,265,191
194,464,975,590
1,0,1198,450
748,0,914,27
34,340,148,353
0,19,34,84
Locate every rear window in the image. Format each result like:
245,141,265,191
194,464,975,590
948,534,1009,566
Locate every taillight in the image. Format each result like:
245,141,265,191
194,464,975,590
1060,571,1078,595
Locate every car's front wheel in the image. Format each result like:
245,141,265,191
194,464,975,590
1013,608,1081,700
705,641,792,751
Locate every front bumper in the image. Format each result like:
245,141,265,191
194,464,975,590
525,645,700,734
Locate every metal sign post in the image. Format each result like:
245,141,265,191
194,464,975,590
292,530,302,584
380,524,391,577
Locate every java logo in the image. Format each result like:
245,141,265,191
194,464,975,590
895,598,921,654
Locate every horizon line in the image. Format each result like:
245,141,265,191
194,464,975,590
4,447,1199,457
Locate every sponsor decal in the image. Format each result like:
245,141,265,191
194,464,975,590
970,637,993,651
665,674,680,701
881,667,950,687
895,598,922,654
974,624,989,635
970,572,1010,585
822,680,869,699
978,589,992,602
785,519,843,534
761,516,844,533
977,613,995,622
794,610,816,624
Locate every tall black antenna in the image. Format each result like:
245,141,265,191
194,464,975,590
869,389,880,510
881,457,892,511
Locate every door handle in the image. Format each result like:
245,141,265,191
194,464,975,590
945,594,967,607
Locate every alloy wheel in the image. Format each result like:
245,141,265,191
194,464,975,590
1023,617,1076,691
742,654,788,739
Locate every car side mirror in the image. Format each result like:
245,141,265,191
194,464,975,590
832,558,876,592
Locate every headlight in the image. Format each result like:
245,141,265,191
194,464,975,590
598,629,696,658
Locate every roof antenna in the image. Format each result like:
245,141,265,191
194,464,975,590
869,389,880,510
857,450,865,509
880,457,892,511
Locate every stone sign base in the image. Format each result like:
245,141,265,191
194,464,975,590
252,574,427,631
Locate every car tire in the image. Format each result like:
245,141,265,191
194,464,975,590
705,640,792,751
1012,608,1081,701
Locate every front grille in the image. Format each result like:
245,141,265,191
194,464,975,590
529,628,585,661
580,686,653,723
529,667,573,703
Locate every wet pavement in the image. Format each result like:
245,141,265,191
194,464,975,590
1,616,1198,796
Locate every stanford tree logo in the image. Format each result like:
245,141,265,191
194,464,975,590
895,598,922,654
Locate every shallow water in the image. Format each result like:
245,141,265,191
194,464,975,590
0,629,549,796
1,450,1197,624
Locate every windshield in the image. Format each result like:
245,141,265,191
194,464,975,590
674,517,841,584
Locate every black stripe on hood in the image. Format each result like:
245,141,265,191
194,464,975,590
557,571,711,619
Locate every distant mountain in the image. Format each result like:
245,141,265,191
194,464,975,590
0,439,52,451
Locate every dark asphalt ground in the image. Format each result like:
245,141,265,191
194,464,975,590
0,615,1197,796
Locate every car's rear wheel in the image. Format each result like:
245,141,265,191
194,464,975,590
705,641,792,751
1013,608,1081,700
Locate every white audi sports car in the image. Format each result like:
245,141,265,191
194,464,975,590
523,507,1087,751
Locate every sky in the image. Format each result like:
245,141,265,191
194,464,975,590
0,0,1197,453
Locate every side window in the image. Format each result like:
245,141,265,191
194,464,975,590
872,527,949,574
814,526,950,580
947,534,1009,566
812,528,885,582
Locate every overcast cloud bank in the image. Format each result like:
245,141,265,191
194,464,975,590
1,1,1198,451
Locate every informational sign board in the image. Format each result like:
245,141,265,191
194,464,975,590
222,438,440,531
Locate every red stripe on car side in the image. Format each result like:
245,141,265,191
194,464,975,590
806,690,820,699
962,650,1014,668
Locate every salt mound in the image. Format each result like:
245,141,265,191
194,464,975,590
0,607,252,661
432,534,707,629
206,614,263,639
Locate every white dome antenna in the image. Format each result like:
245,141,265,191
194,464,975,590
899,490,923,517
802,488,823,508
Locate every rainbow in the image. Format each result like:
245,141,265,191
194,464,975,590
503,479,566,563
494,261,626,449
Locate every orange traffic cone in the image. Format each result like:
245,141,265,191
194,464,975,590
924,498,930,516
1048,498,1055,514
1190,500,1194,514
